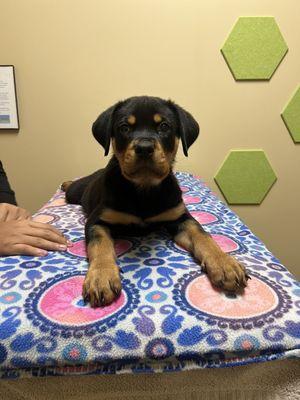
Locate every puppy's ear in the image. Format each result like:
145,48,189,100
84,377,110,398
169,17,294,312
168,101,199,157
92,102,122,156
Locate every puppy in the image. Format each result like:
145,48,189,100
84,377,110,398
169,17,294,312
62,96,248,307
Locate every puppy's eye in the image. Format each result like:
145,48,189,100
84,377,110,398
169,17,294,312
119,124,130,134
158,122,170,133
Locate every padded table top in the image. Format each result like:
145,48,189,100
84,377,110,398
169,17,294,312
0,172,299,378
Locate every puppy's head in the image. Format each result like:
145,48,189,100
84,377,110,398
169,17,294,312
92,96,199,187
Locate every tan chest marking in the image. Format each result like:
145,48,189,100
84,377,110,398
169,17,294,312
100,202,185,226
100,209,143,225
144,202,186,223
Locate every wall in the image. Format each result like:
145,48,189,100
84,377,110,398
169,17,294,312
1,0,299,277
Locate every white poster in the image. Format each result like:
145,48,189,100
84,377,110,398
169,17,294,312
0,65,19,129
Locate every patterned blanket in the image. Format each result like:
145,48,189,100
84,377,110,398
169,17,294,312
0,172,299,379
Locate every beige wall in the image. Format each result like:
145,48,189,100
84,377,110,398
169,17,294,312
1,0,299,277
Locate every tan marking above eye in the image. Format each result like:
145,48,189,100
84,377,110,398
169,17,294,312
153,113,162,123
127,115,136,125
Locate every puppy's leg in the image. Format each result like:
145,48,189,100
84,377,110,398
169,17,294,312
63,170,102,205
168,217,248,292
63,176,92,205
83,224,122,307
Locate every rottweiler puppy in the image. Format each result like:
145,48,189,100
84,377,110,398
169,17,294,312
62,96,248,307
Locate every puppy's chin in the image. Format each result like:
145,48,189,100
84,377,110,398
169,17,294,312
122,163,170,188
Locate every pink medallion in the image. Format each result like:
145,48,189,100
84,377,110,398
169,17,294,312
38,276,126,325
33,214,56,224
42,198,66,209
190,211,217,225
211,234,239,253
68,240,87,257
180,186,190,193
67,239,132,258
183,195,202,205
186,275,278,318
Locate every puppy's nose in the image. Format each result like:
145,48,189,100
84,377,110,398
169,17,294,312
134,140,155,157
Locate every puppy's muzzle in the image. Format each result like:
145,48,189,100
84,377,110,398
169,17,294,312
134,139,155,158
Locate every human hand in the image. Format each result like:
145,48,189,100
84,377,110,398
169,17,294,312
0,203,31,222
0,219,68,257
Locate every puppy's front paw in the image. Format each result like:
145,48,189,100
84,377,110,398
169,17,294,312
204,253,248,293
82,264,122,307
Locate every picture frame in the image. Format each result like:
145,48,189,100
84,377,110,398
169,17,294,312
0,65,19,130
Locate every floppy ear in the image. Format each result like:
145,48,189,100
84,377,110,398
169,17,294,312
169,101,199,157
92,102,122,156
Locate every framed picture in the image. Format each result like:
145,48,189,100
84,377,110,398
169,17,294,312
0,65,19,130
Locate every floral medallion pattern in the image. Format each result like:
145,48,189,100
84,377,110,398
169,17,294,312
0,172,299,379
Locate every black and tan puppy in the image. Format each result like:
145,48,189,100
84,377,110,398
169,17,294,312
62,96,248,307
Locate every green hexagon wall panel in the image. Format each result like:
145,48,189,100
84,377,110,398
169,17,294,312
221,17,288,80
214,150,277,205
281,86,300,143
